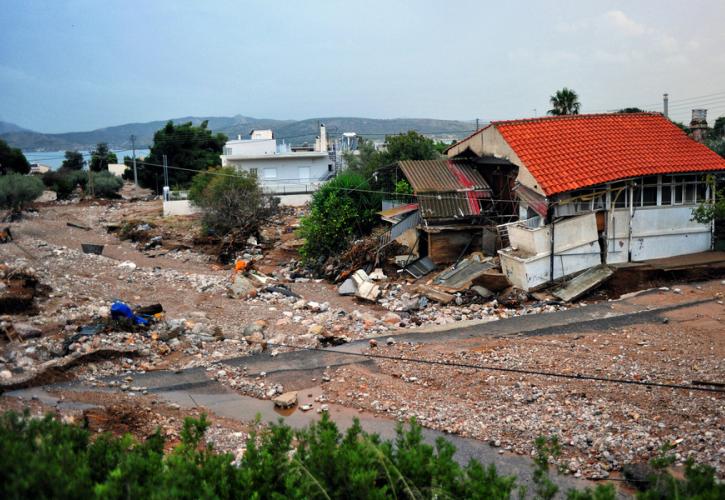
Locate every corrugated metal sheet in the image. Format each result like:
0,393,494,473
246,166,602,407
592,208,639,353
390,210,420,239
398,160,492,219
399,160,491,193
418,193,477,219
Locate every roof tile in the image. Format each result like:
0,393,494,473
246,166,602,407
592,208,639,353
492,113,725,196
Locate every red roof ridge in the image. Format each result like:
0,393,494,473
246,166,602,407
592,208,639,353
492,112,663,128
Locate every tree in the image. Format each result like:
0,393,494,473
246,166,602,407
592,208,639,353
89,171,124,198
298,172,380,264
0,174,43,211
136,120,227,192
188,167,277,238
61,150,85,170
0,139,30,175
382,130,438,164
709,116,725,140
548,88,581,116
618,107,644,113
345,131,438,178
89,143,117,172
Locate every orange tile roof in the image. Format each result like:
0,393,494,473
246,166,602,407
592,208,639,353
490,113,725,196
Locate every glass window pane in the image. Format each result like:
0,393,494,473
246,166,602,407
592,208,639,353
643,185,657,206
697,181,708,202
661,185,671,205
685,183,697,204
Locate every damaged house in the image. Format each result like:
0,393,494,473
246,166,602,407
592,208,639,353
378,159,517,268
446,112,725,291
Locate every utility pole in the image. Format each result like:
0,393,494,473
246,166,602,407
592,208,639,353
162,154,169,201
663,93,669,118
130,134,138,186
475,118,479,130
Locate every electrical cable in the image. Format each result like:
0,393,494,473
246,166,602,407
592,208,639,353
240,339,725,394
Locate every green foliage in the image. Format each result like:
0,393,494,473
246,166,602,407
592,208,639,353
189,167,277,237
298,172,380,264
0,410,721,499
42,169,77,200
395,179,413,195
618,107,644,113
433,140,455,154
89,143,118,172
532,435,561,500
61,150,86,170
634,443,725,500
548,87,581,116
0,173,44,211
691,174,725,224
0,138,30,175
89,170,124,198
345,131,439,178
136,120,227,192
710,116,725,140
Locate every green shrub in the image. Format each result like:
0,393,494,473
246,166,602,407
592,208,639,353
89,170,124,198
189,167,277,237
0,173,44,211
1,410,722,499
298,172,381,264
42,169,88,199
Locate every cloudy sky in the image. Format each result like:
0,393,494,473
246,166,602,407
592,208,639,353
1,0,724,132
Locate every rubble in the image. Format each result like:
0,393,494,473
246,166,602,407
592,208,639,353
323,301,725,479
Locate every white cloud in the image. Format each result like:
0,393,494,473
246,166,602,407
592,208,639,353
605,10,652,36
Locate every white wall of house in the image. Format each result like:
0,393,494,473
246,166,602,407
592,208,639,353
223,138,277,156
223,154,332,193
500,213,601,290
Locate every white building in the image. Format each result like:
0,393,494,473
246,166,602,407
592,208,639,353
221,124,334,194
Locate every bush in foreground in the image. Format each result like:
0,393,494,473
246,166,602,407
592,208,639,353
0,410,720,499
0,173,44,211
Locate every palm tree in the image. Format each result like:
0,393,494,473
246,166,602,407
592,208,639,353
548,88,581,116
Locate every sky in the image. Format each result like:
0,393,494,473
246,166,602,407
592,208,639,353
1,0,725,133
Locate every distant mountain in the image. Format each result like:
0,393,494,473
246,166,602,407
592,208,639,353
0,121,30,134
1,115,475,151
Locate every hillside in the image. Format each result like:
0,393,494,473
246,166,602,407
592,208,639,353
1,115,475,151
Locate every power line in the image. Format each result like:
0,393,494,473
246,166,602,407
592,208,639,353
241,339,725,394
129,159,518,203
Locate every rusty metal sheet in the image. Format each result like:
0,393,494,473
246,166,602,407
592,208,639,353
378,203,419,222
399,160,492,194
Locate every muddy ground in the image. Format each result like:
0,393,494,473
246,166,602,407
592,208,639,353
1,197,723,488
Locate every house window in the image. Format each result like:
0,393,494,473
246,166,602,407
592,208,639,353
642,176,658,206
697,177,708,202
223,147,233,155
661,176,672,205
264,168,277,179
249,168,258,177
673,176,684,204
684,175,698,204
610,182,627,208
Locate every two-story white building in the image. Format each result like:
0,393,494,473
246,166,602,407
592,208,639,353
221,124,334,194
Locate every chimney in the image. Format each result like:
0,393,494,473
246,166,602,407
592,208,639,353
690,109,708,143
319,123,328,152
663,93,669,118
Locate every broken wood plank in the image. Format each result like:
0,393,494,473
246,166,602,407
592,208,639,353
415,286,455,304
66,222,92,231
